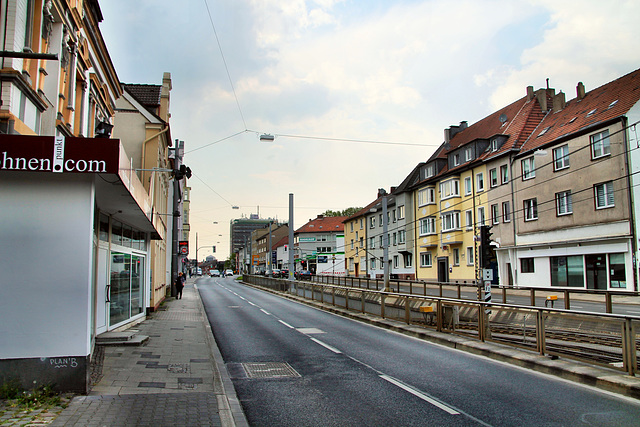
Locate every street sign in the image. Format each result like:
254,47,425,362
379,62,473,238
483,268,493,281
179,241,189,255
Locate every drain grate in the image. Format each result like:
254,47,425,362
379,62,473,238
242,362,300,379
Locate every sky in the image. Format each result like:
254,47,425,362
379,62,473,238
98,0,640,261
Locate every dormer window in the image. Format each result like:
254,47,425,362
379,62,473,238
453,153,460,166
465,147,473,161
491,139,498,152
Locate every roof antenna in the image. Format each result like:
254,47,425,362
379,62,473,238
546,78,549,89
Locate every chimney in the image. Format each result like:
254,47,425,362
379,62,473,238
444,127,451,145
459,121,468,131
377,188,387,198
390,187,397,193
159,72,172,122
577,82,585,100
527,86,534,101
553,91,566,112
316,214,324,219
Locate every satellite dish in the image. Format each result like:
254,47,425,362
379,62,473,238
499,114,507,123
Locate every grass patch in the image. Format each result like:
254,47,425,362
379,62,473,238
0,380,62,410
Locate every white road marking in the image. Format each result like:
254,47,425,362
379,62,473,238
278,320,294,329
310,337,342,354
380,375,460,415
260,309,271,315
248,301,257,306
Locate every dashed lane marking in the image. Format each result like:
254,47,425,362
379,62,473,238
310,337,342,354
380,375,460,415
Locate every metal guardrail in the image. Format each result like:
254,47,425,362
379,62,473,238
244,275,639,376
306,274,640,314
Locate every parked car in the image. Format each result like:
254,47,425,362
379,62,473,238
271,269,281,278
280,269,289,278
210,270,220,277
295,270,312,280
225,269,234,276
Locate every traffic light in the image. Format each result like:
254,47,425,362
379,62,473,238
174,164,192,180
480,225,493,268
212,245,216,253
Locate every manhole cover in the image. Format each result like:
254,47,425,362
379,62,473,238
242,362,300,379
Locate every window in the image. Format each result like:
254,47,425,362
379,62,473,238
453,153,460,166
521,258,534,273
379,214,383,227
392,232,397,245
465,147,473,162
360,218,363,229
398,230,406,244
397,205,405,219
453,248,460,266
522,157,535,180
491,204,499,224
418,187,435,206
369,237,375,249
350,222,354,232
379,236,383,247
405,253,413,268
441,211,461,232
440,179,460,199
595,182,614,209
500,165,509,184
591,130,610,159
553,145,570,170
359,237,364,248
392,210,397,223
393,255,399,268
477,206,485,226
556,191,573,216
491,138,499,152
502,201,511,222
424,164,434,178
371,258,376,269
420,252,432,267
419,217,436,235
464,176,472,195
370,217,375,228
360,257,366,271
524,198,538,221
551,256,584,287
466,247,474,265
609,253,626,288
476,172,484,191
465,210,473,229
349,258,354,271
350,239,354,250
490,169,498,187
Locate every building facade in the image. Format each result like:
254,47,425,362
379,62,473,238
295,215,346,275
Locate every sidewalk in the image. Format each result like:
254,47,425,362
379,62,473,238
49,278,247,427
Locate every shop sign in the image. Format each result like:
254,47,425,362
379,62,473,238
299,237,316,242
0,135,120,174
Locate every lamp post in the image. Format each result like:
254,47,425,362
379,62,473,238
380,189,390,291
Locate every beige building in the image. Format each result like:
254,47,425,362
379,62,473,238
112,73,174,311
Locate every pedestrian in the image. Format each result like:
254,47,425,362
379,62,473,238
176,271,185,299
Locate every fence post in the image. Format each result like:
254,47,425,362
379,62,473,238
332,287,335,306
564,290,570,310
345,289,349,310
622,319,637,376
502,287,507,304
605,292,613,314
405,297,411,324
478,305,486,341
536,310,546,355
530,289,536,307
361,291,366,314
380,293,385,319
436,300,443,332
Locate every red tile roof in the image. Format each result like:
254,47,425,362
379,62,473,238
296,215,347,233
519,67,640,153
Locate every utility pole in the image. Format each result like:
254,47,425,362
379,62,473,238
381,189,390,291
267,221,272,276
288,193,294,281
170,140,184,297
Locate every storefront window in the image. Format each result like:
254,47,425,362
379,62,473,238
122,224,133,247
609,253,626,288
111,220,123,246
551,256,584,287
99,213,109,242
110,252,145,326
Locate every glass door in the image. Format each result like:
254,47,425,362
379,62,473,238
586,254,607,290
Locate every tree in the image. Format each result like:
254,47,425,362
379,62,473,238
322,207,362,217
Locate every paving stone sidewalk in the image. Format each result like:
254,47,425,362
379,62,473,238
48,279,245,427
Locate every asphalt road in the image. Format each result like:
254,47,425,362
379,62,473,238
198,276,640,426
